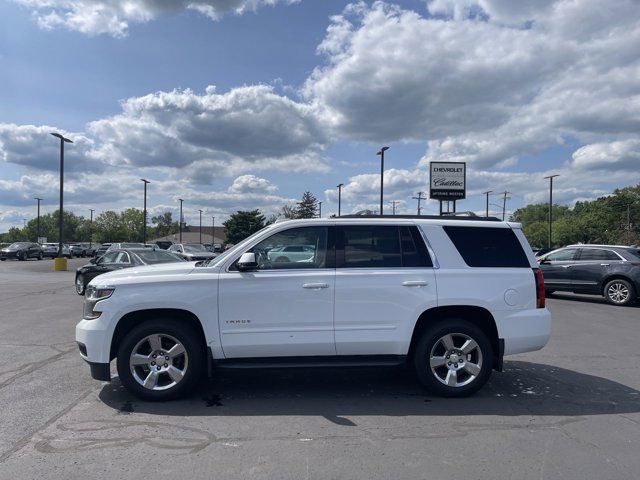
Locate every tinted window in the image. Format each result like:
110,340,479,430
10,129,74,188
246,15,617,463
400,226,433,267
579,249,620,261
545,248,578,262
628,249,640,260
251,226,329,270
443,226,529,268
340,226,401,268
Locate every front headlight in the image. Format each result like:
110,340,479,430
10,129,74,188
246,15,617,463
83,286,115,320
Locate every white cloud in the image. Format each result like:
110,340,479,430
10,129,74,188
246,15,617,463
88,85,328,174
570,140,640,172
13,0,300,37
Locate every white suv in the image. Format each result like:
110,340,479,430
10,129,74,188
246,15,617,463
76,217,550,400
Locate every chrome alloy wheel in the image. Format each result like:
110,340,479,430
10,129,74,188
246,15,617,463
429,333,483,388
129,333,189,391
607,282,629,304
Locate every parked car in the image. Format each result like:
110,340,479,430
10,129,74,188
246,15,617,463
69,243,94,257
538,244,640,305
77,216,550,401
94,243,112,259
154,240,173,250
266,244,315,263
75,248,185,295
41,243,73,258
0,242,43,261
167,243,218,261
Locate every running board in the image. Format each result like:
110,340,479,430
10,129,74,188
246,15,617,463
214,355,407,369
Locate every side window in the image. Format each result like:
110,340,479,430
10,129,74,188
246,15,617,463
579,249,620,261
400,226,433,267
340,226,402,268
100,252,119,263
443,226,530,268
545,248,578,262
114,252,131,264
250,226,329,270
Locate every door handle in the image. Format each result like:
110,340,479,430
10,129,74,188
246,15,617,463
302,282,329,289
402,280,428,287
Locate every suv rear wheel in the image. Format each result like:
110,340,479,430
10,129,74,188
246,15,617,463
116,319,205,401
414,319,493,397
604,279,635,306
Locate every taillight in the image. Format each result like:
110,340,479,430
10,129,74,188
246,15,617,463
533,268,545,308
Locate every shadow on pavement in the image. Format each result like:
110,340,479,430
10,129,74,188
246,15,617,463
548,292,639,308
99,361,640,422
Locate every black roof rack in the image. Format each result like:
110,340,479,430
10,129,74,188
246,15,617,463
337,214,502,221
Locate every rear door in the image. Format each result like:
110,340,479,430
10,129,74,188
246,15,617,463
334,224,437,356
571,248,624,293
539,248,579,291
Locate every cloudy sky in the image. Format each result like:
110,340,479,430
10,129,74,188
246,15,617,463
1,0,639,231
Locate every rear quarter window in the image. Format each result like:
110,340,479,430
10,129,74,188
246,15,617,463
443,226,530,268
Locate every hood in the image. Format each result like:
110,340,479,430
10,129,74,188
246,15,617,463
89,261,199,285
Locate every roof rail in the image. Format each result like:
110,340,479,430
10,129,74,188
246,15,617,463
337,214,502,221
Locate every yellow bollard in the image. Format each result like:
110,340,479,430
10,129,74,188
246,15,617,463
53,257,67,271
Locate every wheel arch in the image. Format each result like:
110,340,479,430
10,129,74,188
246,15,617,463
110,308,206,361
601,274,637,296
408,305,501,370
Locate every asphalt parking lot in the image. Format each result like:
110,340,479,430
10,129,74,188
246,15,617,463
0,259,638,479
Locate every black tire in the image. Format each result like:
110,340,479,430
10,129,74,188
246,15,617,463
18,252,25,261
413,319,493,397
75,275,85,295
603,279,636,306
0,258,5,261
38,252,43,260
116,319,205,401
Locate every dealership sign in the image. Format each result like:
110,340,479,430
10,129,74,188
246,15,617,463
429,162,466,200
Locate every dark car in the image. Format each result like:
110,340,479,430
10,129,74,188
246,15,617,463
155,240,173,250
75,248,185,295
167,243,218,261
0,242,43,261
538,244,640,305
69,243,93,257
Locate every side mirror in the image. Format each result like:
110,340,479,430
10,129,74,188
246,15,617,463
89,257,97,264
237,252,258,271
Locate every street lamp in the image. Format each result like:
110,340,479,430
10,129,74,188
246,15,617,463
178,198,184,244
544,174,560,248
336,183,344,216
212,216,215,245
141,179,150,245
198,209,203,244
89,209,94,249
482,190,493,218
34,197,42,242
50,132,72,258
318,201,322,218
377,146,389,216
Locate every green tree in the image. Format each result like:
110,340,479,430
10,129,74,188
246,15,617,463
295,191,318,219
223,210,266,244
522,221,548,248
151,212,179,238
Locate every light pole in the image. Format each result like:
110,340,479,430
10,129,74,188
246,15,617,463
337,183,344,216
318,201,322,218
141,179,150,245
178,198,184,244
34,197,42,242
377,146,389,216
482,190,493,218
198,209,203,244
50,132,72,258
389,200,400,215
412,191,426,215
212,216,215,245
501,191,511,221
89,209,94,249
544,175,560,248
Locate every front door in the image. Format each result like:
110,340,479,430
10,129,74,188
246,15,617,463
218,225,336,358
539,248,579,291
334,225,437,356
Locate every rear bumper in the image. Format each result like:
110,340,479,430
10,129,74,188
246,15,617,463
497,308,552,356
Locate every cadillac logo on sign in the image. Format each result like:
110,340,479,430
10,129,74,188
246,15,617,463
429,162,466,200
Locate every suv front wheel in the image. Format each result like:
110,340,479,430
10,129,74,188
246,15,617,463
414,319,493,397
116,319,205,401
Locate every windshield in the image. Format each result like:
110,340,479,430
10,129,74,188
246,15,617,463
184,244,207,253
120,243,145,248
9,242,30,248
135,250,186,264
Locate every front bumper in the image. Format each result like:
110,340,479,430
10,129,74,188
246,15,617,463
0,251,18,259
